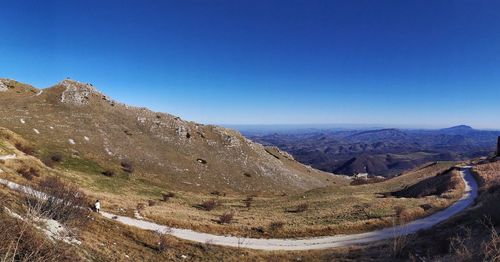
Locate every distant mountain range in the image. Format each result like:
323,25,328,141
245,125,500,177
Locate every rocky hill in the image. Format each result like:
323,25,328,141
0,78,343,194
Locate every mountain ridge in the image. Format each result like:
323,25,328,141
248,126,500,177
0,78,346,194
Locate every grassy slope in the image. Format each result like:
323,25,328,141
0,128,463,239
0,127,472,261
0,79,346,195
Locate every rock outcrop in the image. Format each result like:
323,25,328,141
59,79,115,106
0,79,9,92
497,136,500,156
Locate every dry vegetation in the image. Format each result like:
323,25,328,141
0,125,480,261
83,161,462,239
378,159,500,261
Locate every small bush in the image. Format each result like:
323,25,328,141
161,192,175,201
253,226,265,234
17,167,40,180
211,191,226,197
394,206,406,223
121,160,134,173
243,196,253,208
482,226,500,261
42,158,55,168
157,232,169,253
29,176,90,225
15,142,35,155
200,199,218,211
102,170,116,177
295,203,309,213
219,212,234,224
148,200,156,207
50,153,63,162
137,203,146,211
269,221,285,232
449,227,473,261
124,130,133,136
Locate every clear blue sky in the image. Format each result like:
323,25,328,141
1,1,499,129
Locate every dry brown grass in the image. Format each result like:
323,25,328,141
0,213,69,262
2,143,461,240
482,226,500,262
0,188,79,262
81,162,461,239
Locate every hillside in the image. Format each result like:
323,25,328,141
246,126,500,177
0,78,344,194
0,110,489,261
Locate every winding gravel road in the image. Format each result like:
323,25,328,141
0,162,478,251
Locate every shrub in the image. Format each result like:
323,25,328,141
211,191,226,197
148,200,156,207
42,157,55,168
17,167,40,180
51,153,63,162
243,196,253,208
219,212,234,224
28,176,89,225
157,232,170,253
102,170,116,177
200,199,218,211
161,192,175,201
449,227,473,261
121,160,134,173
295,203,309,213
15,142,35,155
137,203,146,211
394,206,406,223
482,226,500,261
269,221,285,232
253,226,265,234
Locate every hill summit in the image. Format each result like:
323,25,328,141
0,78,344,194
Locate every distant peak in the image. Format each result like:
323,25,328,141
444,125,473,130
59,78,95,88
58,78,108,105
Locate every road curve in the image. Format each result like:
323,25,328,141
0,166,478,251
101,168,478,251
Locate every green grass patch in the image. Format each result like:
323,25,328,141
60,156,105,175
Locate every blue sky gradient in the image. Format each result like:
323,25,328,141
1,1,499,128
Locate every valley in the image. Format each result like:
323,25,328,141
1,78,497,261
245,126,500,177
